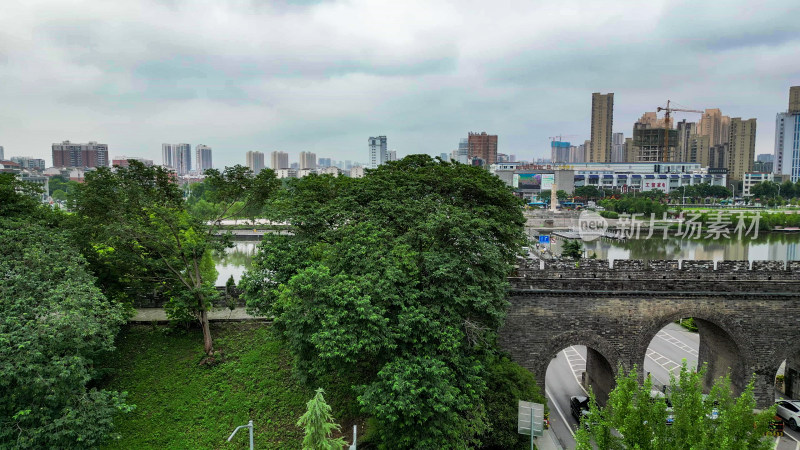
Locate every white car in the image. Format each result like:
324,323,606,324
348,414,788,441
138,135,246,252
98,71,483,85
776,399,800,431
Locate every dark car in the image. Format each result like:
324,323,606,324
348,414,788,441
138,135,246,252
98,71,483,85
570,395,590,422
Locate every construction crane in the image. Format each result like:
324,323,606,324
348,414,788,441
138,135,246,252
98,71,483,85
548,134,579,143
656,100,703,162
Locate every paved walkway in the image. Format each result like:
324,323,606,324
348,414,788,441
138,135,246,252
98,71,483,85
131,307,261,322
537,428,562,450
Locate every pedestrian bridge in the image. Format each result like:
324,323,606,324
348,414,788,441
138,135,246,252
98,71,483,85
498,259,800,406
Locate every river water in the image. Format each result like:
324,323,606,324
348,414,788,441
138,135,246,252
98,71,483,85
562,232,800,262
214,234,800,285
212,240,258,286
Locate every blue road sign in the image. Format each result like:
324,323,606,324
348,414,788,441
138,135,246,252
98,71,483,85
539,235,550,244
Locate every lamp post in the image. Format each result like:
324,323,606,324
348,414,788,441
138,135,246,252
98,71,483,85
227,421,254,450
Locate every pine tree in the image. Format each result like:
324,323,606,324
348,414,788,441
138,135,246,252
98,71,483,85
297,388,346,450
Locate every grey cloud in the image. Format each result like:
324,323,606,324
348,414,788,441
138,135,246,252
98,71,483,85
1,0,799,167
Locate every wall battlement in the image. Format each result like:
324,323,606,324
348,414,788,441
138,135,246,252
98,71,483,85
520,258,800,273
511,258,800,293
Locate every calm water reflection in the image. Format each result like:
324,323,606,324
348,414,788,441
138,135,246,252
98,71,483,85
214,234,800,286
562,233,800,262
212,240,258,285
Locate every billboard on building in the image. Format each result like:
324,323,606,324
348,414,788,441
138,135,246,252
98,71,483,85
513,173,555,190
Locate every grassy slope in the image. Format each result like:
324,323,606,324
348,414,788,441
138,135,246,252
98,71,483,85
100,323,316,449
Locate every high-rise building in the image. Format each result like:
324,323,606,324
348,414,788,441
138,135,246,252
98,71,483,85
161,143,191,174
632,121,677,162
0,146,4,160
246,151,265,174
368,136,387,169
451,139,469,164
698,109,731,147
467,132,498,167
551,141,571,163
624,138,636,163
774,86,800,182
727,118,757,181
611,132,625,162
709,143,728,170
688,134,711,167
675,120,697,162
113,156,154,167
590,92,614,162
790,86,800,114
195,144,212,172
299,151,317,169
754,154,774,173
162,144,175,168
10,157,46,170
52,141,109,168
174,143,191,175
270,151,289,170
318,157,332,168
388,150,398,162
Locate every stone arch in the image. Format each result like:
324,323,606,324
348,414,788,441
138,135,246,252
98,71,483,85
537,330,625,406
635,306,755,398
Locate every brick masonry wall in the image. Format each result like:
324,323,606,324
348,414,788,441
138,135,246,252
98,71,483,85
500,261,800,407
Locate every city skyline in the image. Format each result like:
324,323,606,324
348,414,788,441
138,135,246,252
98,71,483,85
1,1,798,167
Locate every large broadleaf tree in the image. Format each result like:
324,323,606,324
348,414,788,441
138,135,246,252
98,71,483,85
72,161,279,354
242,155,532,448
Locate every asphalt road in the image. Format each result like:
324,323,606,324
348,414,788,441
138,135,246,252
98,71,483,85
545,322,800,449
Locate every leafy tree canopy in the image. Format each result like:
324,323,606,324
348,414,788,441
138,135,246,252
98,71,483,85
575,363,776,449
242,156,529,448
71,162,279,354
0,224,129,448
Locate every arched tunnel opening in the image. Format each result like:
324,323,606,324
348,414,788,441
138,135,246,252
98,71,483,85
545,345,615,443
777,352,800,400
644,316,747,398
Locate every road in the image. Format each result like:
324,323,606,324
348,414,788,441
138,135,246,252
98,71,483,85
545,322,800,449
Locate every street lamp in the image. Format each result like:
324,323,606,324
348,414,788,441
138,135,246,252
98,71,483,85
227,421,254,450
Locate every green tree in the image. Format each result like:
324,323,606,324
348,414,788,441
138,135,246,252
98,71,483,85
539,189,551,202
575,363,775,449
243,156,525,448
482,356,546,449
562,240,583,259
574,185,602,200
557,189,569,200
297,388,346,450
72,162,278,355
0,173,42,216
0,223,130,448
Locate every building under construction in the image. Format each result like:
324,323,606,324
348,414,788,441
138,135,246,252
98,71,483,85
632,124,678,162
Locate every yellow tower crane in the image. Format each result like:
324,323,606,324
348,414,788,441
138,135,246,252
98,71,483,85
656,100,703,162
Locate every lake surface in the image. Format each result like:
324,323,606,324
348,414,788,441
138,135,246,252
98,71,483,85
214,234,800,286
556,233,800,262
212,240,258,286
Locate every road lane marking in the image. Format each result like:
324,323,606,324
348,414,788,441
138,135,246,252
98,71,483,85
545,387,575,438
563,347,589,396
656,330,699,357
646,348,683,376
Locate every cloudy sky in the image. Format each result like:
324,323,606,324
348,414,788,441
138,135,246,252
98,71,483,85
1,0,799,167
